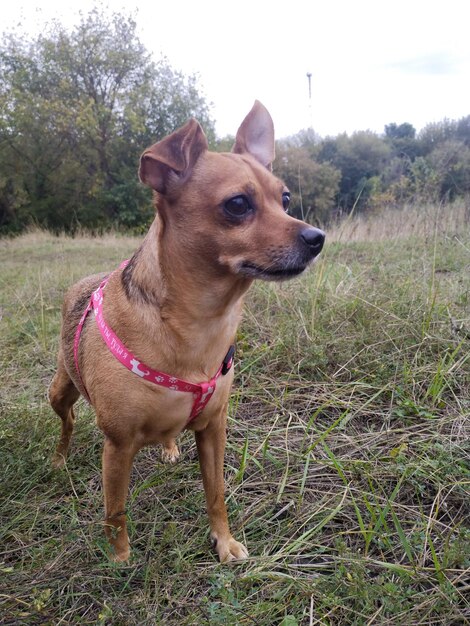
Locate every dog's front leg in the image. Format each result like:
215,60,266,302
102,437,136,562
195,410,249,563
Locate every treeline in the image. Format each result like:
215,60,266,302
271,117,470,224
1,8,469,234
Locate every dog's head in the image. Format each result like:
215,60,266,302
139,101,325,282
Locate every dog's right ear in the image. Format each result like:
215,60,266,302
139,119,208,193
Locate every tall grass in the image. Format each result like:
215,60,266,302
1,203,469,625
328,199,470,242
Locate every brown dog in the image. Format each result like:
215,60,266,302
49,101,325,563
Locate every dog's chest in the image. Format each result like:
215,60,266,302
93,368,233,443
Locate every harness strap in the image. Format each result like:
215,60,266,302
73,262,234,423
73,298,93,403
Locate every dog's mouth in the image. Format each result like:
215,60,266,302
239,261,308,281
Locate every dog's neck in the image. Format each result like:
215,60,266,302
119,217,251,374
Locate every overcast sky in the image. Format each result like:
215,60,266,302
3,0,470,139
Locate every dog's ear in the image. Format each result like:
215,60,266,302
232,100,275,170
139,119,208,193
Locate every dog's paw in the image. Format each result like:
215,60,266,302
212,534,249,563
161,442,180,464
109,546,131,563
51,452,66,469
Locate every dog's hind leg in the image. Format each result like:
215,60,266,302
49,350,80,468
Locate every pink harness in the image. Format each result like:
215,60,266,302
73,262,234,423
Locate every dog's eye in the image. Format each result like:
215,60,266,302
224,195,252,218
282,192,291,212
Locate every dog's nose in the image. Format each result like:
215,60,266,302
300,227,325,255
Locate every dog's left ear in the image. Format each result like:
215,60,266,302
139,119,208,193
232,100,275,170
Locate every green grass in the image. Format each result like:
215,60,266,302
1,212,469,625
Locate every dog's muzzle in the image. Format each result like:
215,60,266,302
239,227,325,281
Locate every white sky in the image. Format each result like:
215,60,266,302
3,0,470,139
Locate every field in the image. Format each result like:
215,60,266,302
1,203,469,625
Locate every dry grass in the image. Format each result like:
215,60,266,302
1,204,469,625
328,200,470,242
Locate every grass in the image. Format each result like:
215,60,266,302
1,204,469,625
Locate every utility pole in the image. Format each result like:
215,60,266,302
306,72,313,129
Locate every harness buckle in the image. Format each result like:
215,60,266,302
221,344,236,376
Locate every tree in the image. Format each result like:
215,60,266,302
0,8,214,233
280,127,320,151
317,131,391,212
427,140,470,201
274,144,340,224
456,115,470,146
384,123,415,140
418,119,457,156
214,135,235,153
384,122,420,160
